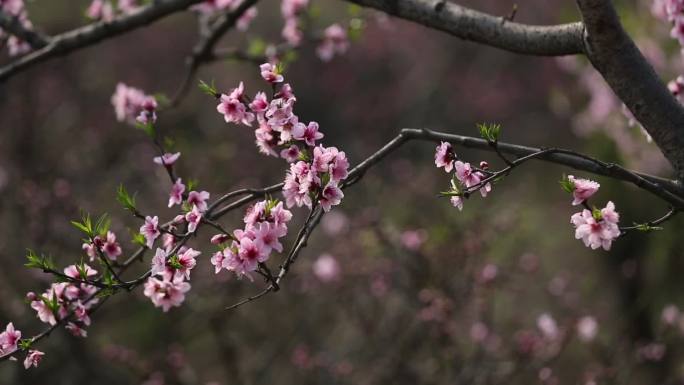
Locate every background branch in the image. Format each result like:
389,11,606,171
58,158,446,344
341,0,585,56
0,0,206,83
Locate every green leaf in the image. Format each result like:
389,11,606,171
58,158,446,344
71,211,94,237
635,223,664,232
25,249,55,270
347,4,362,16
477,122,502,142
18,339,32,350
198,79,219,97
187,179,199,192
135,121,156,138
153,93,170,108
247,38,266,57
94,213,110,237
349,18,365,41
117,184,137,212
131,231,146,247
167,254,183,270
559,174,575,193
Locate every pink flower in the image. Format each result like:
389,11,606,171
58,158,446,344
185,206,202,233
237,236,268,272
249,91,269,113
568,175,600,205
162,232,176,253
143,272,191,312
0,323,21,355
254,222,287,253
571,201,620,250
281,0,308,17
260,62,284,83
101,231,122,260
276,83,296,101
117,0,139,13
577,316,598,342
217,89,255,126
454,161,481,188
111,83,156,125
601,200,620,224
23,350,44,369
282,18,302,45
65,322,88,338
63,263,97,279
450,196,463,211
236,6,258,31
136,97,158,125
270,201,293,226
283,161,316,208
316,24,349,62
86,0,114,21
243,201,267,225
151,248,168,276
176,247,200,279
210,251,226,274
292,121,324,146
168,178,185,207
211,234,230,245
312,254,340,282
153,152,181,167
255,122,279,157
140,216,160,249
187,190,210,212
434,142,455,172
537,313,559,340
280,145,301,163
319,182,344,212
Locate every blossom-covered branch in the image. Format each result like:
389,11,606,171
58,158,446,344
0,0,207,82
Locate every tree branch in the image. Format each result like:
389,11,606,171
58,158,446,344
342,0,585,56
0,0,206,83
170,0,260,106
0,10,49,48
576,0,684,181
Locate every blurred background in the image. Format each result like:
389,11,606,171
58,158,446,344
1,0,684,384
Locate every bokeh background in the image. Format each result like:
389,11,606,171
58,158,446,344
1,0,684,384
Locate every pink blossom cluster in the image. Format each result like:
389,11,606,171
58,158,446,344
211,199,292,278
316,24,350,62
571,202,620,251
215,63,350,211
86,0,140,22
143,247,198,312
281,0,308,45
111,83,158,125
28,264,99,337
434,141,492,210
191,0,258,31
0,0,33,56
82,230,123,261
564,175,621,250
655,0,684,45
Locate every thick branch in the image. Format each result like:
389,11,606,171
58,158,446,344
576,0,684,180
343,0,585,56
0,10,49,48
171,0,260,106
0,0,205,83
